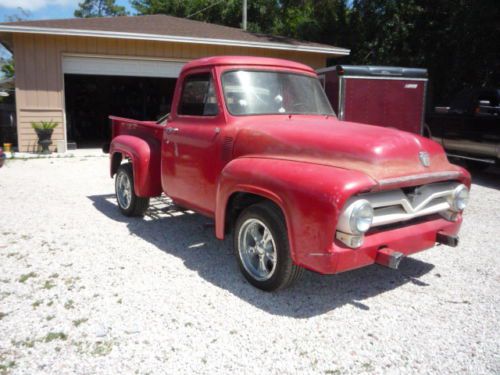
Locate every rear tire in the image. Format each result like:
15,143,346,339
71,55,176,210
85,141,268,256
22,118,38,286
234,202,303,291
115,163,149,217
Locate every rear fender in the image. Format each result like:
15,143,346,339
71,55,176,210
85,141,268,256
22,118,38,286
216,158,377,270
110,135,162,197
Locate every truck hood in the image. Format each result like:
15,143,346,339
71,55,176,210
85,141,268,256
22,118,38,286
232,116,459,184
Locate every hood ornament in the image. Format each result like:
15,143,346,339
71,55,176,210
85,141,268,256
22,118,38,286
419,151,430,167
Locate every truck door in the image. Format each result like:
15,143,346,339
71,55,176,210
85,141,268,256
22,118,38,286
161,70,224,215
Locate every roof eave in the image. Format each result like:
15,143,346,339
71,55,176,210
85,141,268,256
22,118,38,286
0,25,350,56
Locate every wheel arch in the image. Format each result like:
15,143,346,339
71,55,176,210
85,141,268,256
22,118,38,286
109,135,162,197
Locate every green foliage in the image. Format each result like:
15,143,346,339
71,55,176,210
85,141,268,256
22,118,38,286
0,59,14,78
130,0,282,32
75,0,128,18
31,121,59,131
43,332,68,342
131,0,498,105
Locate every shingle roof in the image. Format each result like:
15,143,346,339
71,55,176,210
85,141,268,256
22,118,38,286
0,14,349,56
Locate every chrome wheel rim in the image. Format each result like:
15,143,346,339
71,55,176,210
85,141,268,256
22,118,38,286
238,218,277,281
116,171,132,209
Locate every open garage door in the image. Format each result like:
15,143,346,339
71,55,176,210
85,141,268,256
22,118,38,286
63,56,184,148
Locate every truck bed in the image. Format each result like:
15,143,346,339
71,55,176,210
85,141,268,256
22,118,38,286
109,116,164,143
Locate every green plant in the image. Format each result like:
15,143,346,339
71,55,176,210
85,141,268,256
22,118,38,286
19,272,37,283
31,121,58,131
43,332,67,342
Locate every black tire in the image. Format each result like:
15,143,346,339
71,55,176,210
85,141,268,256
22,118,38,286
234,202,303,291
115,163,150,217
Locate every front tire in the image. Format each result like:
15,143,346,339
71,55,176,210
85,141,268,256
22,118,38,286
234,202,303,291
115,163,150,217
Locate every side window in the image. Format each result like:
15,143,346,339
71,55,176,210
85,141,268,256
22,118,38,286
178,73,218,116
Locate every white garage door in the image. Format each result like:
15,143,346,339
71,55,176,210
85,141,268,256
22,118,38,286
62,55,185,78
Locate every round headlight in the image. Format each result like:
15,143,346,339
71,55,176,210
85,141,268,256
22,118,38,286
349,200,374,234
450,184,469,212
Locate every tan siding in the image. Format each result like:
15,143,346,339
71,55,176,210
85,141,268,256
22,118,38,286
18,109,64,152
13,34,329,151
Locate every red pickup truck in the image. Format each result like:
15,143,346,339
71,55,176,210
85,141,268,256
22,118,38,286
108,56,470,291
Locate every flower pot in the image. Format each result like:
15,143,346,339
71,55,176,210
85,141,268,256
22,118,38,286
35,128,54,154
3,143,11,153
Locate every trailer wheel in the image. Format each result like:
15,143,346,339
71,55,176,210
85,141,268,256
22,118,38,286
234,202,303,291
115,163,149,217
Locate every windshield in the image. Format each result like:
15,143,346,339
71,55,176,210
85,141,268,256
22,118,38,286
221,70,335,116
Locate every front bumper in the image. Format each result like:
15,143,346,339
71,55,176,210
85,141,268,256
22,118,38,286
302,215,462,274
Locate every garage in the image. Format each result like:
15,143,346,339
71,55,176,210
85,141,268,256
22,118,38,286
63,56,182,148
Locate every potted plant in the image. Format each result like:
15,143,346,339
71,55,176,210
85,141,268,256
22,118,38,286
31,121,58,154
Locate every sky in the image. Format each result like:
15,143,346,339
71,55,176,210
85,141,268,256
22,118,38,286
0,0,134,22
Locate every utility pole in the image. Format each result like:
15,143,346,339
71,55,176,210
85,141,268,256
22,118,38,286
242,0,247,30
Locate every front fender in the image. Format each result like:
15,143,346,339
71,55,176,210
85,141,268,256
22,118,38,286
110,135,162,197
216,157,377,271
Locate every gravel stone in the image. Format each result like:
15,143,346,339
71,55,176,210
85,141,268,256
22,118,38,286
0,157,499,374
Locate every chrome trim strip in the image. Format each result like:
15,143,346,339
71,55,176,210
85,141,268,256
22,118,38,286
377,171,462,187
341,75,428,82
338,76,346,120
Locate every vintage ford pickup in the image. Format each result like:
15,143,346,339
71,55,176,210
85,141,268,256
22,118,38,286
107,56,470,291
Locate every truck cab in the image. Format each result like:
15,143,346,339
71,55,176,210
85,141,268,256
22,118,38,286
108,56,470,291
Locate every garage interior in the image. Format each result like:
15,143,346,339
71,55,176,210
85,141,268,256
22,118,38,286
64,74,176,148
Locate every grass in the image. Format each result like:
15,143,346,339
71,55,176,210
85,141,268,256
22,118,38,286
91,341,113,357
0,360,16,373
42,280,56,290
32,300,43,309
64,300,74,309
72,318,88,327
43,332,67,343
11,338,35,348
46,315,55,321
19,272,37,283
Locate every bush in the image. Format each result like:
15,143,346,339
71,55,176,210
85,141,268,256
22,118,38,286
31,121,58,130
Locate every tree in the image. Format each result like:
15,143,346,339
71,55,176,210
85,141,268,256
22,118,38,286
1,59,14,78
131,0,282,33
130,0,499,105
74,0,128,18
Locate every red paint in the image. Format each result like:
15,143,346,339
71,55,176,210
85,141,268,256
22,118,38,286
319,66,427,134
109,56,470,275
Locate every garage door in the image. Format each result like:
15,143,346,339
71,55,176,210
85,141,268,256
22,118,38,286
62,55,185,78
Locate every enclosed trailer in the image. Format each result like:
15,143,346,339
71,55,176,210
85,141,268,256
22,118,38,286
317,65,428,134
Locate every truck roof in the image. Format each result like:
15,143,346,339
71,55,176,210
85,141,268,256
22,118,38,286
182,56,315,74
317,65,428,79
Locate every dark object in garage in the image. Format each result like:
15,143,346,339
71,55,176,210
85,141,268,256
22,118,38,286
425,88,500,169
64,74,176,148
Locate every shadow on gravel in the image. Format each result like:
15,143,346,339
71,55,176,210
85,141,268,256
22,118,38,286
88,194,435,318
469,165,500,190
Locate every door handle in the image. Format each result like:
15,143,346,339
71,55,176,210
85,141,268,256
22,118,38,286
166,127,179,134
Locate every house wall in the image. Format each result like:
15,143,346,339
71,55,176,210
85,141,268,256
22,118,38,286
13,33,328,151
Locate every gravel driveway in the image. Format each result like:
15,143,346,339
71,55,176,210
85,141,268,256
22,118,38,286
0,156,499,374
